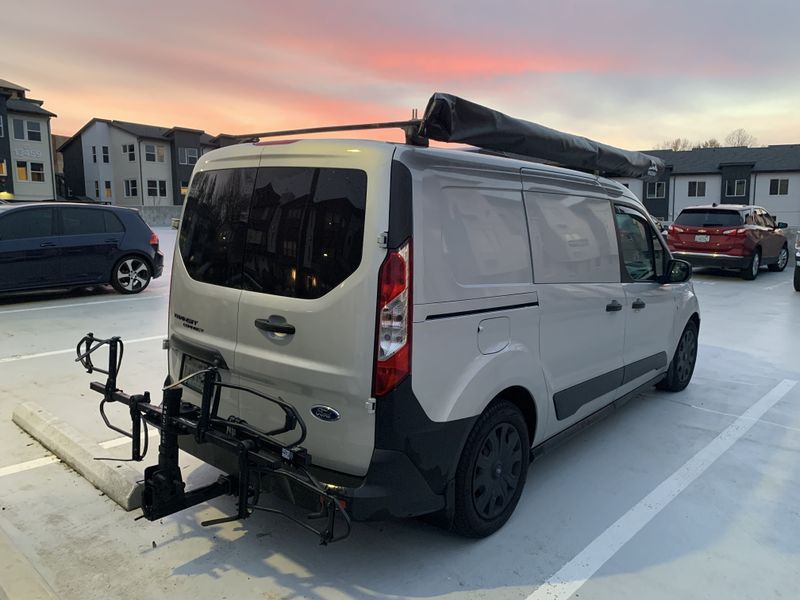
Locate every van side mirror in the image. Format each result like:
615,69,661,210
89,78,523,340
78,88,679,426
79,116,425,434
662,259,692,284
777,221,788,229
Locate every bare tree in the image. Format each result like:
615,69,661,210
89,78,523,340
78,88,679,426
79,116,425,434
695,138,721,148
654,137,693,151
724,128,757,147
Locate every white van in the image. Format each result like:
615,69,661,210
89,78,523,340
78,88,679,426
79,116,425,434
164,134,699,537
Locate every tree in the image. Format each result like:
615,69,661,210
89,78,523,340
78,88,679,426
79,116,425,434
724,128,757,147
695,138,721,148
655,137,693,151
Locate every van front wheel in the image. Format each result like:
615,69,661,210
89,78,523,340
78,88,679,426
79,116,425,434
452,400,529,538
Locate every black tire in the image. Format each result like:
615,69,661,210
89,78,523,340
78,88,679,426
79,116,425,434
741,249,761,280
657,320,699,392
794,266,800,292
111,255,152,294
768,244,789,272
452,400,529,538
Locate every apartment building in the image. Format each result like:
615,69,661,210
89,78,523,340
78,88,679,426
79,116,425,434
0,79,57,201
611,145,800,226
60,119,217,206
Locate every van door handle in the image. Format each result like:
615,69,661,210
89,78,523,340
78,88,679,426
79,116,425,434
606,300,623,312
254,319,296,335
631,298,646,310
40,241,56,247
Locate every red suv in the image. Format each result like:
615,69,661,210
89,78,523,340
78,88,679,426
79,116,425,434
666,204,790,280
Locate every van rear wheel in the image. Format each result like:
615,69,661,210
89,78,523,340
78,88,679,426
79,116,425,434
452,400,529,538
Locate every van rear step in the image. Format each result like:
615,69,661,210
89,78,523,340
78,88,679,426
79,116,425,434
75,333,351,544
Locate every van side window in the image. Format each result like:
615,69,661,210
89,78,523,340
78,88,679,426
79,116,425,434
524,193,620,284
614,206,664,281
243,167,367,299
179,168,257,287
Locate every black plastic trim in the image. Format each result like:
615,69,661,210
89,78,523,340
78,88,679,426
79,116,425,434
169,333,228,369
388,159,413,249
426,301,539,321
553,352,668,420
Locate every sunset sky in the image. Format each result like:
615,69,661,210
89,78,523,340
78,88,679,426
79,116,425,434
3,0,800,150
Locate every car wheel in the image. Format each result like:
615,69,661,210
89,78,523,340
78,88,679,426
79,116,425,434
111,255,152,294
657,320,699,393
794,266,800,292
768,245,789,272
741,249,761,280
452,400,529,538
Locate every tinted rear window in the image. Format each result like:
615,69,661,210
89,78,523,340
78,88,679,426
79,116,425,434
0,208,55,240
179,167,367,298
62,207,124,235
674,209,743,227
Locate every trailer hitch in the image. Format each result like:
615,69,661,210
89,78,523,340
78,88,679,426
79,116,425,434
75,333,351,544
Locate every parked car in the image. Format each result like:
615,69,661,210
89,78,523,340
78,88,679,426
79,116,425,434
794,234,800,292
0,203,163,294
159,138,699,537
666,204,789,280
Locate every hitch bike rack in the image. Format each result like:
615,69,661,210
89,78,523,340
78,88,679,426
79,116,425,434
75,333,351,544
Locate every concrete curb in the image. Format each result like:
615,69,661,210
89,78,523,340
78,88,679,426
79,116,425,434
0,522,59,600
11,402,143,511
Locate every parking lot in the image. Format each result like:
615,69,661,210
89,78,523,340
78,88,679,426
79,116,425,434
1,227,799,600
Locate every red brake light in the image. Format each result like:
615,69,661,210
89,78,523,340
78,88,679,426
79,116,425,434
149,231,160,248
372,239,412,397
722,228,747,236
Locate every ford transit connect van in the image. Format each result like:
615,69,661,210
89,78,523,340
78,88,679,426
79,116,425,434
80,94,699,540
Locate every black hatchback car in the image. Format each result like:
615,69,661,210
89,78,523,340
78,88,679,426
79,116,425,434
0,203,163,295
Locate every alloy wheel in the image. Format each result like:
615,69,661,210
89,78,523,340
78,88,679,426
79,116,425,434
778,247,788,270
751,253,760,278
117,258,150,292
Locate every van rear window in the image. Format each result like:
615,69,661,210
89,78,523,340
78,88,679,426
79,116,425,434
179,166,367,298
675,209,743,227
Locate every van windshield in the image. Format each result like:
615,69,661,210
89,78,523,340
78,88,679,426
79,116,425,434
674,209,743,227
179,166,367,299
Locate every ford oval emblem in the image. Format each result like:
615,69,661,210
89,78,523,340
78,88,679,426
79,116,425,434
310,405,340,422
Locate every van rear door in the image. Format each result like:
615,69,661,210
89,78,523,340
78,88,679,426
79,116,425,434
233,153,389,476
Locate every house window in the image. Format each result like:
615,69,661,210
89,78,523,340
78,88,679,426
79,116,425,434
725,179,746,197
92,146,97,163
30,162,45,182
147,179,158,196
104,180,112,198
180,180,189,197
688,181,706,197
15,161,28,181
94,181,100,198
646,181,665,199
122,144,135,161
12,119,24,140
124,179,138,197
0,160,6,176
26,121,41,142
0,116,4,138
621,183,629,188
769,178,789,195
145,144,156,162
158,180,167,197
102,146,109,163
156,145,165,162
178,147,198,165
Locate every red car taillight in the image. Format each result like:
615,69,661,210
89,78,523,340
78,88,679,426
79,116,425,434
149,231,160,249
372,239,412,397
722,228,747,237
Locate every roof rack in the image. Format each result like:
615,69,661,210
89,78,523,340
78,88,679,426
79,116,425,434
225,93,664,179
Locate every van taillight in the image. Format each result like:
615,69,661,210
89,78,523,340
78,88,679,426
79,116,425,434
372,239,412,397
149,231,160,249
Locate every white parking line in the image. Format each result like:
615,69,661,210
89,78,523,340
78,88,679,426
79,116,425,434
0,294,167,315
526,378,798,600
0,335,165,364
0,431,159,478
763,281,789,291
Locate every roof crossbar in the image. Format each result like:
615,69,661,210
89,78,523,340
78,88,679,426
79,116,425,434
223,119,427,146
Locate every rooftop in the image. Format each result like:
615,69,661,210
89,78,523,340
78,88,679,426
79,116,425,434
5,98,56,117
640,145,800,174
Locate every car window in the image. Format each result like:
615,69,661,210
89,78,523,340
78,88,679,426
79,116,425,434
674,209,743,227
0,208,55,240
242,167,367,299
757,210,774,228
62,207,118,235
743,211,755,225
615,206,664,282
104,211,125,233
